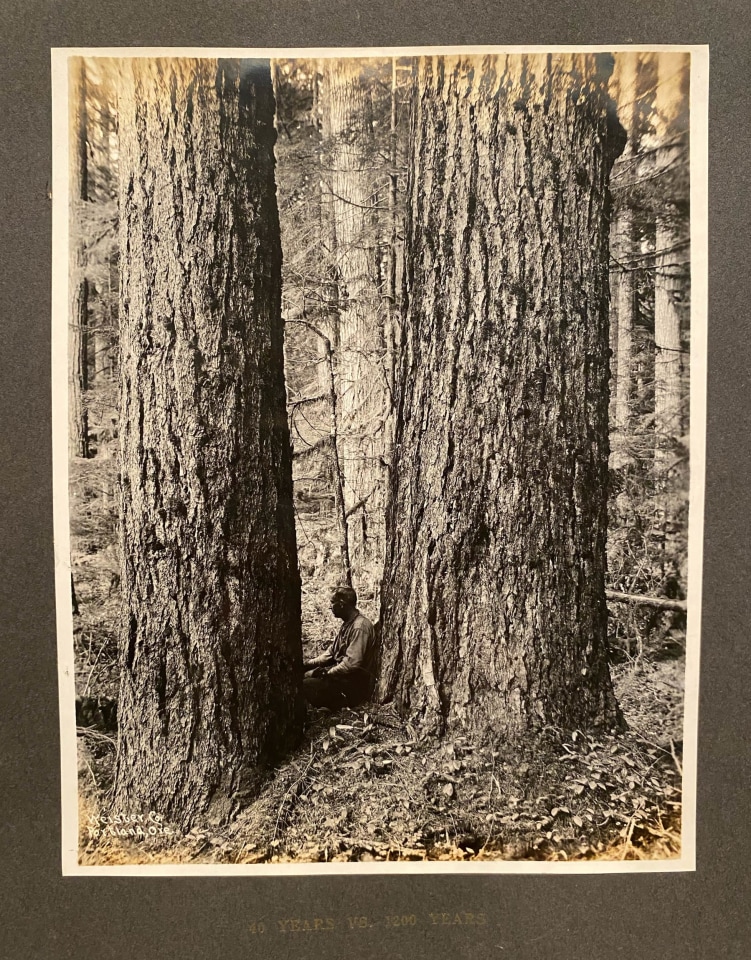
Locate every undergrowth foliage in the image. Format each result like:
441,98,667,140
78,661,682,863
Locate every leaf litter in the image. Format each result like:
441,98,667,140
79,658,684,865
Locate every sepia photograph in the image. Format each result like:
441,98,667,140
51,45,707,873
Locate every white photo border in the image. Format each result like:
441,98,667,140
51,44,709,876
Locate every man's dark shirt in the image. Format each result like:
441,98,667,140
307,610,376,686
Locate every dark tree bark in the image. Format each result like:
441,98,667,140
379,54,625,738
383,58,404,458
114,59,303,829
69,58,90,460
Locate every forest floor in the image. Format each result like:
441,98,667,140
77,656,684,865
73,468,686,866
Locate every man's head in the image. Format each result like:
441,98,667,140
330,585,357,620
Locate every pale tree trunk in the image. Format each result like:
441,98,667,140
653,53,689,478
96,90,118,385
93,328,111,381
380,54,625,738
651,53,690,583
69,58,90,460
609,53,639,470
323,334,353,587
287,317,353,587
654,223,684,470
114,59,303,829
383,58,403,449
610,209,635,466
321,59,390,597
316,61,339,359
313,59,350,581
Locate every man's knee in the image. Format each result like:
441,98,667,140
303,675,345,709
303,676,326,707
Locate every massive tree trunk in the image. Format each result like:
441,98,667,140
321,59,390,594
379,54,624,738
69,58,90,460
114,59,303,829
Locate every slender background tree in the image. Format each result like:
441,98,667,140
606,51,690,651
68,58,90,462
273,57,411,620
320,58,391,585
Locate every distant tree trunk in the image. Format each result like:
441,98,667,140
92,88,117,384
69,58,90,460
287,316,353,587
609,53,639,470
380,54,625,737
654,225,684,470
653,53,688,478
317,60,338,350
651,54,690,588
321,59,389,595
92,325,111,381
610,210,635,466
114,59,303,829
323,335,353,587
313,60,349,581
383,57,402,443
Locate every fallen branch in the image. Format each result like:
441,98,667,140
620,813,637,860
605,590,687,613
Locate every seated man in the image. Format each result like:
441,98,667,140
303,585,377,710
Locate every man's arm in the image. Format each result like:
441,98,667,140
303,645,335,672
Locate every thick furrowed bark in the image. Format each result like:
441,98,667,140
115,59,303,829
380,54,624,739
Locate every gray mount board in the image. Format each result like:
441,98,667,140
0,0,749,957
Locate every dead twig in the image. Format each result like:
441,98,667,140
669,738,683,777
620,814,637,859
272,752,317,843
